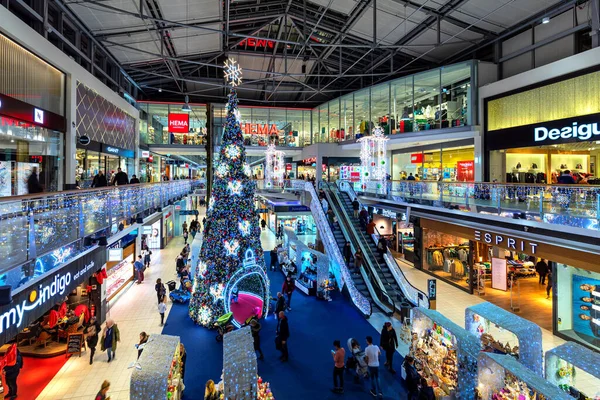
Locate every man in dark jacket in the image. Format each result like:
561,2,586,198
27,167,43,194
276,311,290,361
535,258,549,285
380,322,399,373
352,198,360,218
343,241,352,265
274,292,286,318
92,171,108,187
129,175,140,184
557,170,576,184
113,167,129,186
404,356,420,399
4,348,23,398
85,316,102,365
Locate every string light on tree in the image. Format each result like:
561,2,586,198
238,220,251,236
215,163,228,178
224,240,240,256
225,144,241,160
228,180,243,195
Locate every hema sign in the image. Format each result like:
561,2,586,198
0,247,106,346
168,113,190,133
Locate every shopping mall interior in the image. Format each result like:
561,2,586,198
0,0,600,399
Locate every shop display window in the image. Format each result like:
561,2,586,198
341,94,354,141
421,228,471,291
441,62,471,127
556,264,600,352
328,99,341,143
354,88,370,137
371,84,390,135
106,250,135,300
392,77,414,134
317,103,328,143
414,70,441,131
545,343,600,400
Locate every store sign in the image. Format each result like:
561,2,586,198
34,108,44,124
427,279,437,300
168,113,190,133
238,38,276,49
141,150,150,158
534,121,600,142
78,135,90,146
474,230,538,254
142,225,153,235
106,147,119,154
0,93,65,132
241,123,278,135
101,144,135,158
107,248,123,262
286,164,292,171
0,247,105,344
410,153,423,163
303,157,316,164
456,160,474,182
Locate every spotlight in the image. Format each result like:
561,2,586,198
542,17,550,24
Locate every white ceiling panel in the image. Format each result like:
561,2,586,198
170,25,222,56
350,1,428,45
404,26,476,61
229,55,315,83
447,10,506,33
408,0,451,10
159,0,221,23
454,0,560,29
308,0,359,15
67,0,143,34
105,31,162,64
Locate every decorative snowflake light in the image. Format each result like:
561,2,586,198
208,195,215,211
224,239,240,256
239,220,251,236
199,307,212,325
228,180,243,195
243,163,252,177
224,57,243,87
216,163,228,178
51,247,73,265
225,144,241,160
209,283,225,299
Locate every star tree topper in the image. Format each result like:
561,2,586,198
224,57,243,87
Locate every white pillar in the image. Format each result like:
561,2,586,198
64,75,77,189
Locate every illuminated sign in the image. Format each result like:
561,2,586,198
474,230,538,254
168,113,190,133
410,153,423,163
239,38,275,49
141,150,150,158
534,121,600,142
303,157,316,164
108,248,123,262
106,147,119,154
241,123,278,135
34,108,44,124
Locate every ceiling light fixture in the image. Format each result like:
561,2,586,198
542,17,550,24
181,95,191,112
158,88,162,93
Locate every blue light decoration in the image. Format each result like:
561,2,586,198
222,326,257,399
465,302,543,375
477,353,571,400
189,77,269,327
545,342,600,399
412,307,479,400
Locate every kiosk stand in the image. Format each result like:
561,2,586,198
477,353,571,400
465,302,543,374
545,342,600,400
283,228,331,297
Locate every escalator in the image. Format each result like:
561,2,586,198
324,183,416,316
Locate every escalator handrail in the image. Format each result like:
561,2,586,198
339,180,430,309
303,182,372,317
322,182,398,315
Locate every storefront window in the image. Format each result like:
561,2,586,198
329,100,340,143
442,146,475,182
441,62,471,127
317,103,328,143
413,70,441,131
312,108,319,144
392,77,414,134
421,227,471,291
286,109,302,147
392,152,418,180
556,264,600,351
341,94,354,141
354,88,370,137
0,118,63,196
391,143,474,182
302,110,311,146
371,83,390,135
142,103,207,145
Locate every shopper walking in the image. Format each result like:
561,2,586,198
3,348,23,399
91,171,108,187
158,298,167,326
282,275,295,311
331,340,345,394
365,336,382,398
136,332,149,359
134,255,145,283
380,322,399,373
155,278,166,304
269,248,278,271
143,249,152,269
276,311,290,362
404,356,421,400
250,319,264,360
536,258,549,285
359,208,369,230
182,221,188,234
354,249,364,274
95,380,111,400
101,319,120,362
343,241,352,265
274,292,286,318
84,316,101,365
183,229,189,244
112,167,129,186
546,270,553,299
352,198,360,218
27,167,43,194
321,197,329,213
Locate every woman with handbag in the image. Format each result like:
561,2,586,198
85,316,101,365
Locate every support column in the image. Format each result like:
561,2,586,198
64,75,77,190
592,0,600,48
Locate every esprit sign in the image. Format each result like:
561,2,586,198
168,113,190,133
239,38,275,49
241,123,278,135
474,230,538,254
534,121,600,142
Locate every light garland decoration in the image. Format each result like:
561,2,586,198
222,327,257,399
243,163,252,177
216,163,229,178
209,283,225,300
224,57,243,87
264,144,285,189
545,342,600,399
189,84,269,328
357,126,388,192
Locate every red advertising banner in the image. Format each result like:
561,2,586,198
456,160,475,182
168,113,190,133
410,153,424,163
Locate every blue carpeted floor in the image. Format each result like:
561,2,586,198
162,254,408,399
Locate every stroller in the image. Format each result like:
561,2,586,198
215,312,235,342
346,338,369,382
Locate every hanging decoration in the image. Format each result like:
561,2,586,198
224,57,243,87
358,126,388,192
264,144,285,189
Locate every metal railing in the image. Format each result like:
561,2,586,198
302,181,372,317
353,180,600,231
323,182,398,316
0,180,202,284
339,180,431,309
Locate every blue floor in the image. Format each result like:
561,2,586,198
162,254,408,399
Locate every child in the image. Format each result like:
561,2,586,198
158,298,167,326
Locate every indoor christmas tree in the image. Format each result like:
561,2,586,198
189,58,270,328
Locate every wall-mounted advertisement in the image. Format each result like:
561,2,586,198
146,220,162,250
491,257,507,291
456,160,475,182
572,274,600,341
340,165,364,191
16,162,39,195
0,162,11,197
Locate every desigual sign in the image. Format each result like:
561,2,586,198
241,123,278,135
168,113,190,133
474,230,538,254
534,121,600,142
